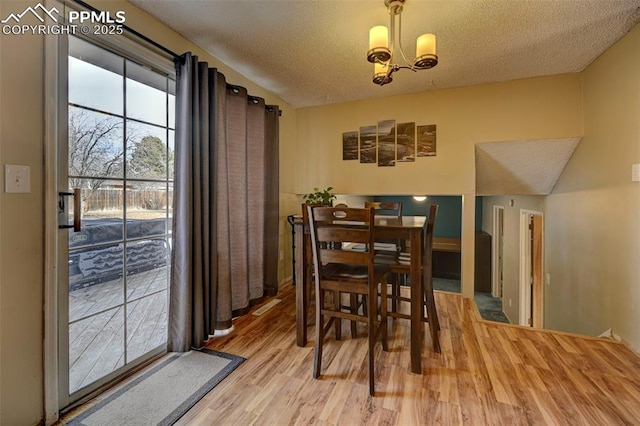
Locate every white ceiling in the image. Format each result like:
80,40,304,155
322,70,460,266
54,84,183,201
130,0,640,108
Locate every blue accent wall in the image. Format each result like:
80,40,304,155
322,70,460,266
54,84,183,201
373,195,483,238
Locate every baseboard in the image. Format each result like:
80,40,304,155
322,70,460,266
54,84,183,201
619,336,640,357
599,329,640,356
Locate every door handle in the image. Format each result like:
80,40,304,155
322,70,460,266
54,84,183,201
58,188,82,232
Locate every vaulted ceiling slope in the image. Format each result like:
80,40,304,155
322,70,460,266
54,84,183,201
475,138,582,195
131,0,640,108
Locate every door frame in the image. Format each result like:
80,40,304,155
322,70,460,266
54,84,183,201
491,205,504,299
44,2,65,420
518,209,544,328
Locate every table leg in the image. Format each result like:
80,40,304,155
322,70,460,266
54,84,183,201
410,229,423,374
295,222,307,346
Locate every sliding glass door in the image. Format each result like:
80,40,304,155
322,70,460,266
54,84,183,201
58,35,175,406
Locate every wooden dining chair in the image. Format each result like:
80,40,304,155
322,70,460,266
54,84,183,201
374,203,441,353
307,205,390,396
300,203,323,332
365,201,404,254
304,202,369,339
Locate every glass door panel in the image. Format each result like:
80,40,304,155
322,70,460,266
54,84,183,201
60,35,174,406
69,306,124,394
126,290,168,362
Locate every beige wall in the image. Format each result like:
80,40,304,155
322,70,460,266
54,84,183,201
0,1,296,424
295,74,583,196
0,1,45,423
545,23,640,350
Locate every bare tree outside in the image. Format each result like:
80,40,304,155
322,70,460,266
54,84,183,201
68,106,125,207
69,108,175,212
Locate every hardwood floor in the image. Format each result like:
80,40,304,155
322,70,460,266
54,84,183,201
174,284,640,425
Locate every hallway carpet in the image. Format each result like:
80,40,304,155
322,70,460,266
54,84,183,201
433,278,510,323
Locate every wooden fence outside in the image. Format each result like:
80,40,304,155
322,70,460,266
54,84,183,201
82,188,173,212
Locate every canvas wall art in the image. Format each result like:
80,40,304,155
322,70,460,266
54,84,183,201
344,121,436,165
396,122,415,162
342,131,358,160
359,125,376,164
377,119,395,167
417,124,437,157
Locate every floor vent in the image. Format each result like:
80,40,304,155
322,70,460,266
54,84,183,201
252,298,282,316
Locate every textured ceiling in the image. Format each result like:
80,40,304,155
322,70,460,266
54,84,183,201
475,138,582,195
130,0,640,108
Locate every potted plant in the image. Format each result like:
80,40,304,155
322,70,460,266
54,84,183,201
303,186,336,206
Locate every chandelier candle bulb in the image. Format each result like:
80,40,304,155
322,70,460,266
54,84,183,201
370,25,389,50
416,33,436,58
368,25,392,63
414,32,438,69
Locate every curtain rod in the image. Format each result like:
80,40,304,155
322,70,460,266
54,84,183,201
71,0,180,60
228,84,283,117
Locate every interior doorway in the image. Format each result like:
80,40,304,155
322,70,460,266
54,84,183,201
492,205,504,299
519,210,544,327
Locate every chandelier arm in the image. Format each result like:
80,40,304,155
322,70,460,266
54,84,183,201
373,61,398,86
372,58,393,77
395,65,417,72
388,4,396,66
378,66,396,85
395,10,415,68
385,62,395,80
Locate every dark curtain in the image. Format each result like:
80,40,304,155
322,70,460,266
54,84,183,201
263,105,280,296
169,53,280,351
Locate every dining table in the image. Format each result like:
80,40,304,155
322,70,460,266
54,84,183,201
293,213,428,374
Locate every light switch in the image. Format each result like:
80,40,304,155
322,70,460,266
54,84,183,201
632,164,640,182
4,165,31,193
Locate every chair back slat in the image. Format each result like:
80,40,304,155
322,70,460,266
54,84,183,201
364,201,403,218
312,206,371,223
307,206,375,270
320,248,369,265
317,227,369,244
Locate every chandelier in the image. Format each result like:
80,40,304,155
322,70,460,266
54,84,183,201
367,0,438,85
